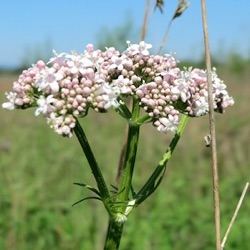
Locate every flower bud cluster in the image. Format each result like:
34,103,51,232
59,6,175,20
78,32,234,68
2,41,234,137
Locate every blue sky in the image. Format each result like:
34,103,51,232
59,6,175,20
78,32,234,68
1,0,250,68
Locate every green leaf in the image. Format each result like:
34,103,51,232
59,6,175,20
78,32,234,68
72,196,102,206
73,182,101,197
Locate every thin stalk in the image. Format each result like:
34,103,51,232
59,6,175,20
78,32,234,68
200,0,221,249
116,98,140,207
115,130,127,186
157,19,173,54
157,0,190,54
116,124,140,206
221,182,249,249
135,114,189,205
104,98,141,249
141,0,151,41
104,124,140,249
73,119,110,201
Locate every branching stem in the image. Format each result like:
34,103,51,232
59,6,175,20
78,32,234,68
73,119,111,202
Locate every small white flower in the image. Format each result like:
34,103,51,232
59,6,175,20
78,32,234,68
2,92,17,110
47,50,67,65
157,115,179,133
109,55,127,71
65,54,93,74
172,79,189,102
35,68,62,93
193,96,209,116
96,82,120,110
126,41,152,56
35,95,56,116
112,75,131,95
221,95,235,109
46,113,73,137
212,76,228,96
47,112,64,128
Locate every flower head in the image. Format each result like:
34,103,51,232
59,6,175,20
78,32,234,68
2,42,234,137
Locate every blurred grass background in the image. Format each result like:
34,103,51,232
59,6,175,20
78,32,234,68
0,59,249,249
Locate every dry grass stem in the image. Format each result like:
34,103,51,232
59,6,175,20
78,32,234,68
221,182,249,249
141,0,151,41
157,0,189,54
200,0,221,249
157,20,172,54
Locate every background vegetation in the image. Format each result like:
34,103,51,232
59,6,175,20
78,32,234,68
1,6,250,247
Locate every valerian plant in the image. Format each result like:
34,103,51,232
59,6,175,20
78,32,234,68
2,41,234,249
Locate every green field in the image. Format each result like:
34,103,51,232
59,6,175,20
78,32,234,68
0,63,249,249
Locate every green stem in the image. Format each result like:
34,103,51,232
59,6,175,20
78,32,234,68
136,113,151,125
73,119,110,201
115,124,140,206
104,219,124,250
116,97,140,209
135,114,189,205
104,97,141,249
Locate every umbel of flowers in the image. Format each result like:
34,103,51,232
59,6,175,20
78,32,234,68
2,41,234,137
2,41,234,249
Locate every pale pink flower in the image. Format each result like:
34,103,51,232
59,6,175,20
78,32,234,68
35,95,56,116
2,92,17,110
155,115,179,133
47,50,67,65
109,55,128,71
126,41,152,56
193,96,209,116
171,78,190,102
99,83,120,109
35,68,62,93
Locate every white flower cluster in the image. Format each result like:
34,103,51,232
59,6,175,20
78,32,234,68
2,41,234,137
